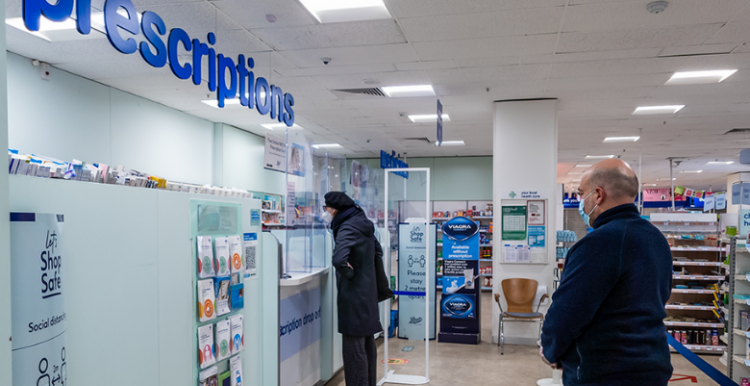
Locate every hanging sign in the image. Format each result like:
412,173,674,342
380,151,409,178
716,193,727,210
703,195,715,212
733,184,742,205
11,213,67,386
436,100,443,147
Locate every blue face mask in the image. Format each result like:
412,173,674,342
578,190,598,227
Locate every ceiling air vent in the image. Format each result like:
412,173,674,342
724,128,750,135
402,137,432,144
334,88,386,97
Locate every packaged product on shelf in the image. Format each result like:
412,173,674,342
230,314,244,353
231,273,240,285
199,366,218,386
215,318,232,361
230,282,244,310
219,371,231,386
228,235,243,274
198,279,217,322
198,324,216,369
230,355,244,386
215,237,231,277
215,278,231,316
198,236,216,278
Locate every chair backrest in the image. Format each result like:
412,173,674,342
501,278,539,313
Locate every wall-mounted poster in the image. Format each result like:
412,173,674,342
527,200,545,226
264,134,286,173
501,206,527,241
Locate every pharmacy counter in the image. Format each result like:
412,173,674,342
280,267,329,287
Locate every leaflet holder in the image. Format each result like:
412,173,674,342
380,167,432,385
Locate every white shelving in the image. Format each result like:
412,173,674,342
665,305,718,311
665,321,724,328
671,246,729,252
673,275,725,280
671,289,720,294
673,261,722,267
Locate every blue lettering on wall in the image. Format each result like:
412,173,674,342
21,0,295,126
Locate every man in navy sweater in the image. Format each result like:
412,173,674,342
540,159,673,385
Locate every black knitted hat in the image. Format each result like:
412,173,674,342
324,191,355,211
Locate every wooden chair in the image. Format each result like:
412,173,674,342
494,278,549,355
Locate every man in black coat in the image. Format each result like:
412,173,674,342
324,191,389,386
540,159,673,385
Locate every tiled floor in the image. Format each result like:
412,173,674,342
325,293,727,386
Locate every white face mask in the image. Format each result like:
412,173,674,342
321,211,333,223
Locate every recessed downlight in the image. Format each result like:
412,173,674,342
633,105,684,115
585,155,615,159
666,69,737,85
299,0,392,23
408,114,450,123
436,140,464,146
382,85,435,98
603,136,640,142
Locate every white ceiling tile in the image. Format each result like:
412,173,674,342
211,0,316,29
658,43,739,57
399,7,563,42
429,64,551,84
521,48,662,64
249,20,406,50
413,34,557,61
549,57,683,79
556,24,724,53
706,20,750,44
395,60,460,71
274,63,395,77
562,0,747,33
387,0,566,18
278,44,418,68
311,70,430,90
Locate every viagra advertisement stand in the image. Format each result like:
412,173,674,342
438,216,481,344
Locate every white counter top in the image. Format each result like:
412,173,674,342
280,267,330,286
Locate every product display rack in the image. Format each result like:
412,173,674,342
651,213,727,354
723,237,750,381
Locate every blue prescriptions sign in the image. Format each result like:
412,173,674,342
380,150,409,179
22,0,295,125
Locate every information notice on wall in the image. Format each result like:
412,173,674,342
501,206,527,240
11,213,67,386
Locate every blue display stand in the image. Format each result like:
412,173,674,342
438,217,481,344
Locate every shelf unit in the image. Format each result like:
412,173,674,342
725,237,750,381
651,213,727,355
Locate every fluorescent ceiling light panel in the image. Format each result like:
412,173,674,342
585,155,615,159
706,161,734,165
642,183,657,186
572,178,581,182
436,140,464,146
261,123,305,131
382,85,435,98
299,0,392,23
201,99,243,108
666,69,737,85
567,172,584,175
408,114,450,123
603,136,640,142
312,143,342,149
575,164,592,168
657,178,677,181
678,170,703,174
632,105,685,115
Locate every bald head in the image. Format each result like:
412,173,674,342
581,159,639,202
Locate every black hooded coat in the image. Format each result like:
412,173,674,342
331,206,386,336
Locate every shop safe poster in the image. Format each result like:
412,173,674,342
397,223,437,340
11,213,67,386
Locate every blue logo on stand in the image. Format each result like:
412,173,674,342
442,294,475,318
442,217,479,242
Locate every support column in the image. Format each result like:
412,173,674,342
492,99,558,346
0,0,12,381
